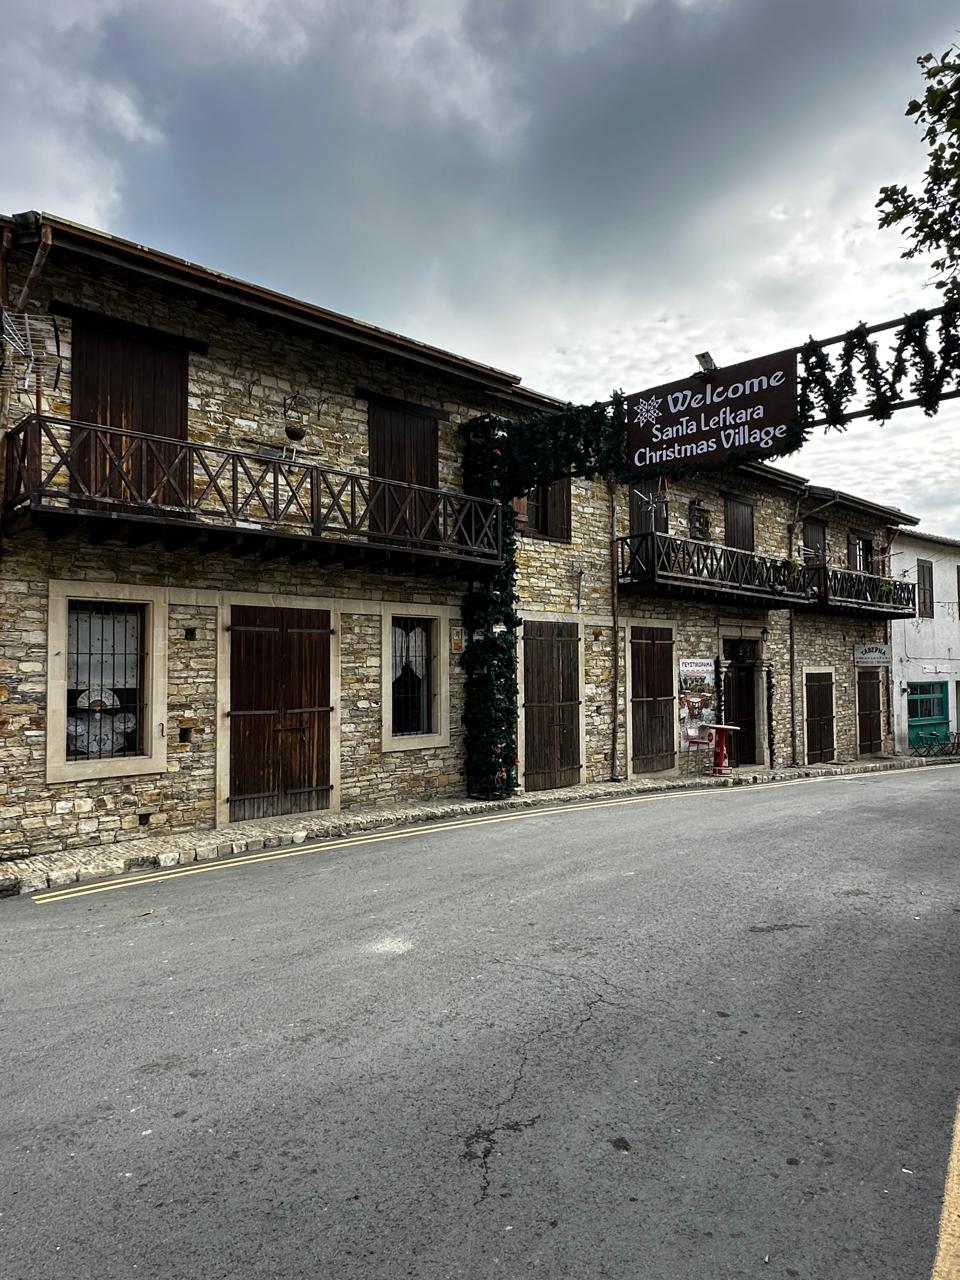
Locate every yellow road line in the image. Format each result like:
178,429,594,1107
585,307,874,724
933,1098,960,1279
28,773,865,904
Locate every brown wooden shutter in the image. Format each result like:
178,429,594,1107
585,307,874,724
630,625,675,773
523,621,581,790
857,669,882,755
917,559,934,617
805,672,835,764
723,496,754,551
368,401,438,489
71,318,188,508
546,478,571,540
802,517,826,563
631,489,668,537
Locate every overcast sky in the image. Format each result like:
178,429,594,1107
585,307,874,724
4,0,959,533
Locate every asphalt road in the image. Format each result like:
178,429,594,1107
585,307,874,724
2,768,959,1280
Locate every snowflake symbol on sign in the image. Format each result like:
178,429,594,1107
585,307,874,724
632,395,662,427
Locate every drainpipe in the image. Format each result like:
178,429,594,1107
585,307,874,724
608,479,622,781
884,525,903,751
789,607,798,764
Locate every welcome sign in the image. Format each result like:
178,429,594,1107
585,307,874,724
626,349,799,477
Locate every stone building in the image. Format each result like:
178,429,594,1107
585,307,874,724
889,530,960,752
0,211,919,866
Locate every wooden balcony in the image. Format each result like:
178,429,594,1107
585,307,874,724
807,565,916,618
618,532,812,608
2,416,502,572
618,533,917,618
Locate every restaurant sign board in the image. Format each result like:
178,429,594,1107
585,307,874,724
854,643,892,666
626,349,799,478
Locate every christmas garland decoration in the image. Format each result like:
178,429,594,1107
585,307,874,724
460,394,627,798
798,304,960,428
461,305,960,799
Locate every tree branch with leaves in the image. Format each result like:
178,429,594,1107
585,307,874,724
878,46,960,301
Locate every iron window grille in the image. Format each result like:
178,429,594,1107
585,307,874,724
66,601,146,760
391,616,433,735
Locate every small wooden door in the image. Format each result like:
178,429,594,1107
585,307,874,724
857,669,883,755
723,662,758,766
368,400,439,542
629,487,668,537
802,517,827,564
71,319,189,508
805,671,836,764
724,496,755,551
631,626,675,773
523,621,581,791
229,606,333,821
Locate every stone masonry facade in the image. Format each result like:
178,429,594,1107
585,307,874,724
0,221,912,864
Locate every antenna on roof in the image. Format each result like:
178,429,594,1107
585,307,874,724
0,308,61,412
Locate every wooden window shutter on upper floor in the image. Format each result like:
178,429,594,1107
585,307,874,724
723,495,754,551
918,558,934,617
546,477,571,541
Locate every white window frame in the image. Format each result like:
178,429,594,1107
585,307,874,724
381,606,451,752
46,582,168,782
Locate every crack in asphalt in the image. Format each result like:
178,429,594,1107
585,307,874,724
460,984,621,1204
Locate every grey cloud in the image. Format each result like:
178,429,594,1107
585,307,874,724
4,0,960,531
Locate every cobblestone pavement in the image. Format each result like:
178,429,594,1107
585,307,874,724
0,755,947,898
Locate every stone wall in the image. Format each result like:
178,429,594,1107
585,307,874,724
2,251,515,491
0,527,467,860
0,242,911,866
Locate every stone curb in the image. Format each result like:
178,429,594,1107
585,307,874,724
1,755,955,900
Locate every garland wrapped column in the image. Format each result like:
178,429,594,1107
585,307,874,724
460,395,627,799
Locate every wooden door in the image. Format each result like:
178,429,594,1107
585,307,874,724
368,401,439,543
857,669,883,755
630,626,675,773
805,672,836,764
802,517,826,564
723,662,758,766
724,496,755,551
229,606,333,821
523,621,581,791
629,487,668,537
71,319,189,509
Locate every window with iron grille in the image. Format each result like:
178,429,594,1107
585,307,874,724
917,559,934,618
391,617,433,735
66,601,146,760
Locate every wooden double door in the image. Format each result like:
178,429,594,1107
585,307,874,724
229,606,333,821
523,621,581,791
631,626,675,773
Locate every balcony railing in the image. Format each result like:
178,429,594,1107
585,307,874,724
2,416,502,567
808,565,916,617
618,532,916,617
618,532,812,608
